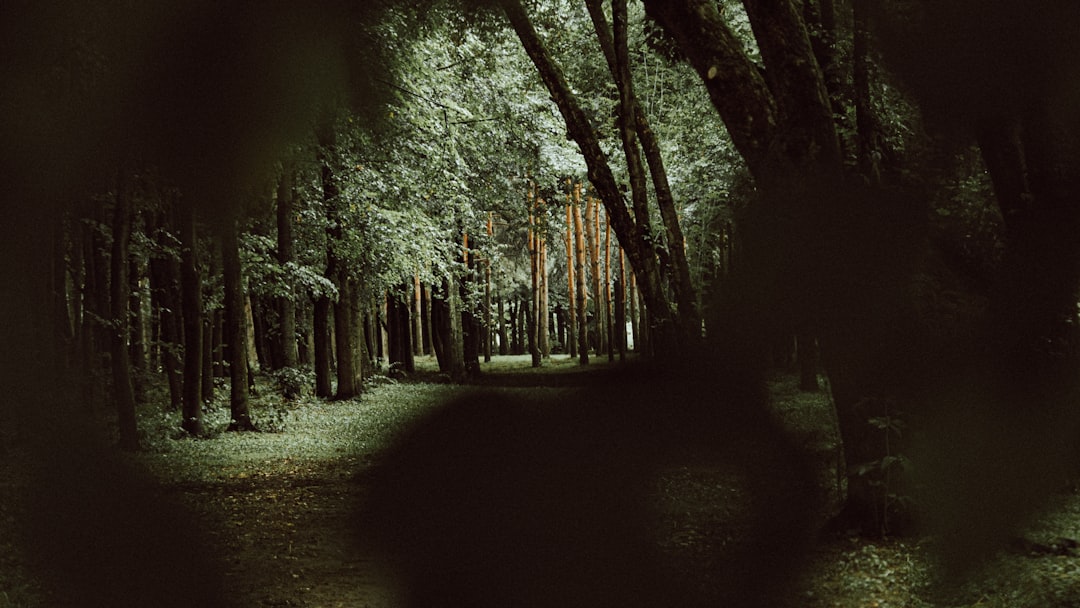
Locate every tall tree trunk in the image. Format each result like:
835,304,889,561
628,263,639,351
540,237,550,358
585,195,605,355
201,311,215,403
461,234,481,377
604,213,615,361
565,193,577,359
313,296,332,397
414,272,425,357
587,0,701,342
110,172,139,450
499,0,680,355
447,276,466,380
276,165,299,369
149,241,183,412
573,190,590,365
318,114,361,400
422,282,434,355
388,287,416,374
333,278,360,399
528,189,542,368
483,215,494,362
178,203,204,436
128,257,147,404
221,215,255,432
617,248,628,359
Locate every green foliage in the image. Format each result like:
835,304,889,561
855,402,914,536
270,367,315,401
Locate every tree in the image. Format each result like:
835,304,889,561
148,202,184,412
872,0,1080,568
497,0,684,356
220,212,256,432
178,202,205,437
110,169,140,451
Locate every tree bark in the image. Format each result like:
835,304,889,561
128,256,147,404
539,237,549,358
201,312,215,403
110,172,139,450
221,215,255,432
565,193,577,359
573,190,590,365
178,203,204,436
497,295,508,356
313,297,333,397
149,247,183,412
499,0,679,354
586,196,607,355
414,272,425,358
528,188,542,368
587,0,702,341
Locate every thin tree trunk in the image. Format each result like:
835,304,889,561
540,237,549,358
574,188,589,365
201,313,214,403
499,0,680,354
528,189,541,368
585,195,605,354
484,215,494,362
128,257,147,404
178,203,204,436
497,296,508,356
149,247,183,411
588,0,702,345
110,172,139,450
423,281,433,355
628,259,638,351
447,276,466,380
565,193,577,358
414,271,425,357
314,300,333,397
617,247,628,359
221,215,255,432
604,211,614,361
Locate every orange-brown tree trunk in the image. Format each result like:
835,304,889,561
573,184,589,365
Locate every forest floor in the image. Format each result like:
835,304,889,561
3,354,1080,607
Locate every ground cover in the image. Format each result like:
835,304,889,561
2,355,1080,606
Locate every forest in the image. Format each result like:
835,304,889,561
2,0,1080,606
